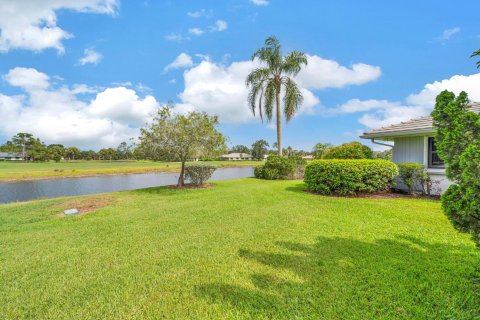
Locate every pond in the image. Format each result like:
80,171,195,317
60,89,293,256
0,167,254,204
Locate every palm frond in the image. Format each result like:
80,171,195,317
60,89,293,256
471,49,480,69
282,51,308,76
283,78,303,122
264,81,276,121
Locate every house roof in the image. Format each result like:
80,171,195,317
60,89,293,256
360,102,480,140
0,152,21,158
222,153,253,158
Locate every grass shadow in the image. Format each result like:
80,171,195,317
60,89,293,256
195,236,480,319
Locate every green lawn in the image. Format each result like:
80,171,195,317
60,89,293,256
1,179,479,319
0,160,259,181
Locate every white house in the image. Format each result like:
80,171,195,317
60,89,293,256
0,152,23,161
220,153,254,161
360,102,480,194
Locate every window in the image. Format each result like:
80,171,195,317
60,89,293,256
428,137,444,168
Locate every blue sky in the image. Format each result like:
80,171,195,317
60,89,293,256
0,0,479,150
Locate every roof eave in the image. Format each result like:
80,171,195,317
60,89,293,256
360,128,435,140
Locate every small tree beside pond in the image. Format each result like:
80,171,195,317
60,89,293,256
185,164,216,185
138,106,227,187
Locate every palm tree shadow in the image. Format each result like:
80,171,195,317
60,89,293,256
195,236,480,319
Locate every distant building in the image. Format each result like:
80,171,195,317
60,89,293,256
221,153,254,161
0,152,23,161
302,155,314,161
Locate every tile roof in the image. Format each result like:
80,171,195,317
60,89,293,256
360,102,480,139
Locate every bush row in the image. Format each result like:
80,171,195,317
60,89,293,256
304,159,398,195
254,155,306,180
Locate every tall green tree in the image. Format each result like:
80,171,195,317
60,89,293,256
471,49,480,69
11,132,35,161
65,147,80,161
312,142,333,159
230,145,251,154
47,145,65,162
432,90,480,244
246,36,308,156
138,106,227,186
251,139,269,160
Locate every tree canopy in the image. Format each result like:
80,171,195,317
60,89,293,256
251,139,269,160
323,142,373,159
432,90,480,245
138,107,227,186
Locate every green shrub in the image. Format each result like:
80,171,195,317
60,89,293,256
304,159,398,195
254,155,306,180
185,164,216,185
323,142,374,159
397,163,424,194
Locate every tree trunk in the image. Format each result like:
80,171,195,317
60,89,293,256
178,160,186,186
276,91,282,156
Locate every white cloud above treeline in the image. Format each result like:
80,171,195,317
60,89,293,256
0,67,159,149
0,0,118,53
335,73,480,129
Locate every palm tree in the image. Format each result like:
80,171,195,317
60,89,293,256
472,49,480,69
246,36,307,156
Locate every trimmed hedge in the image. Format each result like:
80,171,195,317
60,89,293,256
304,159,398,195
255,155,306,180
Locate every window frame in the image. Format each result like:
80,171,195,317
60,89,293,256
427,137,445,168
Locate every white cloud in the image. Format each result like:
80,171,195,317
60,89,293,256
187,9,212,18
164,53,194,72
174,53,379,123
0,67,160,149
297,55,381,89
209,20,228,32
0,0,118,53
78,48,102,65
250,0,269,5
164,33,190,42
335,73,480,129
188,28,205,36
438,27,461,41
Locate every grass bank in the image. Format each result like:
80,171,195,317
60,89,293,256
0,160,259,181
1,179,479,319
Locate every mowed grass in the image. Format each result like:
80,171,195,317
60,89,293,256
0,179,479,319
0,160,259,181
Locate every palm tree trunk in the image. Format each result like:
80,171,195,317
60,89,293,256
276,92,282,156
178,159,186,186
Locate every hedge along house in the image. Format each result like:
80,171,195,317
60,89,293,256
360,102,480,194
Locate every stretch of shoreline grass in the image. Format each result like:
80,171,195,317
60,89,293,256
1,178,479,319
0,160,260,181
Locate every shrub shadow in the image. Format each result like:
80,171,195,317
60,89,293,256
195,236,480,319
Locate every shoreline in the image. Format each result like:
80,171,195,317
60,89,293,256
0,164,257,183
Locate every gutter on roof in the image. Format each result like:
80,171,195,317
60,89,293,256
370,139,393,147
360,128,435,140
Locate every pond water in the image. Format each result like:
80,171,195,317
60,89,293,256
0,167,254,204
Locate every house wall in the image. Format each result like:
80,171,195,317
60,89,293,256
392,135,450,195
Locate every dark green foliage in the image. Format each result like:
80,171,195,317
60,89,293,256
251,139,269,160
432,90,480,245
471,49,480,69
231,145,251,154
185,164,216,185
323,142,374,159
254,155,306,180
312,142,332,159
397,163,424,194
304,159,398,196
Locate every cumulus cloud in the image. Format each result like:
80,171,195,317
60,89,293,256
0,67,159,149
164,53,194,72
187,9,212,18
336,73,480,129
188,28,205,36
187,20,228,38
250,0,269,5
78,48,103,65
0,0,118,53
174,54,380,123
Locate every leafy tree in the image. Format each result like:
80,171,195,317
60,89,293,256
432,90,480,244
471,49,480,69
323,142,374,159
99,148,116,161
11,133,35,161
375,149,393,161
29,139,49,162
0,141,18,153
80,150,97,160
230,145,251,154
312,143,333,159
138,106,227,186
65,147,80,161
47,145,65,162
251,139,269,160
246,36,308,156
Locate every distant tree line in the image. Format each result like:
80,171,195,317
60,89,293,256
0,133,138,162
